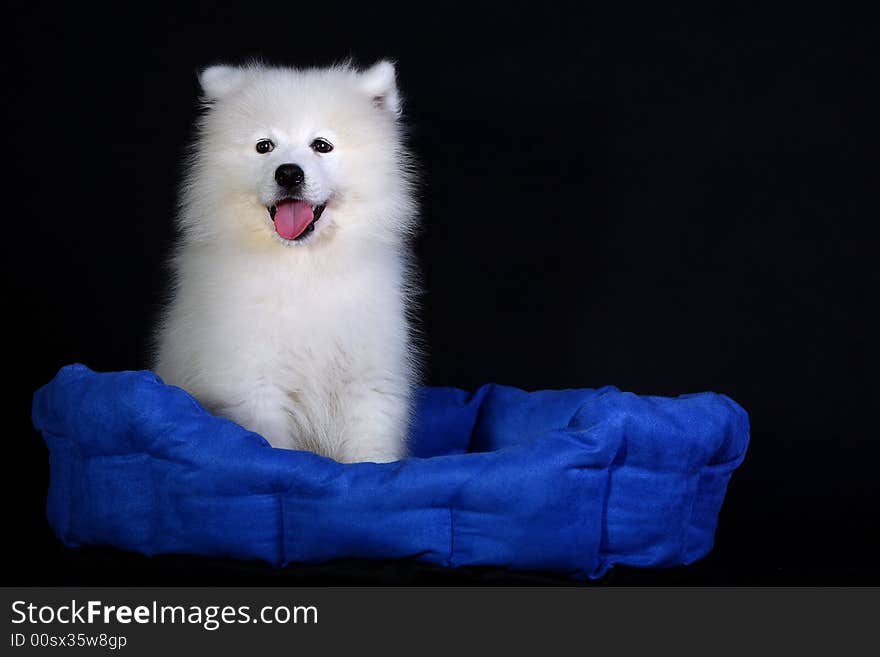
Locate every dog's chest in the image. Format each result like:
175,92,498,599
214,258,397,379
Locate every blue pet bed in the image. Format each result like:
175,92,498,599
32,364,748,579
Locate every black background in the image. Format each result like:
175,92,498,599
4,2,877,584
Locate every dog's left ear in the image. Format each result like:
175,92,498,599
359,60,401,117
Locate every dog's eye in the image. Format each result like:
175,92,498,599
310,138,334,154
255,139,275,154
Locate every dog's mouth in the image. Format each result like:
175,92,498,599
267,199,326,241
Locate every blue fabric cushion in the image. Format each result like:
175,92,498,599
32,364,748,579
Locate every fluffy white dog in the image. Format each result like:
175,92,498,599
154,61,418,463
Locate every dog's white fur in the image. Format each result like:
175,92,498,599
154,61,418,463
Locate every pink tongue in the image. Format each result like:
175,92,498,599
273,200,314,240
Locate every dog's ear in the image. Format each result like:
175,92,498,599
359,60,401,117
198,65,245,101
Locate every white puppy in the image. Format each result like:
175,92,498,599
154,61,419,462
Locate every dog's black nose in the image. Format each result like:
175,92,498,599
275,163,305,189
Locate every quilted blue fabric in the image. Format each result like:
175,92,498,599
32,364,748,579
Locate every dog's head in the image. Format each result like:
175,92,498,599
181,61,415,249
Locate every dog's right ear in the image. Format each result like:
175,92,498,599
198,65,245,101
